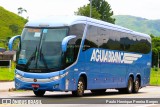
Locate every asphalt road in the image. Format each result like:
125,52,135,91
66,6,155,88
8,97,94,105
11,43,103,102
0,86,160,107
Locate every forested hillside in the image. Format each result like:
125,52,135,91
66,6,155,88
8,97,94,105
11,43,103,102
114,15,160,36
0,6,27,47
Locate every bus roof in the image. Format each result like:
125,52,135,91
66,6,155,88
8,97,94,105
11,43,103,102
25,15,87,27
25,15,150,39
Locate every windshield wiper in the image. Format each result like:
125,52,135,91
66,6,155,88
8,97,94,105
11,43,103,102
25,47,37,69
40,48,48,69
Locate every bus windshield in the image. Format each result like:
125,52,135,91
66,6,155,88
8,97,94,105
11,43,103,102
17,27,68,72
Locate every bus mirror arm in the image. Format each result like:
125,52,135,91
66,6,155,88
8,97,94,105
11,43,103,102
8,35,21,51
61,35,76,52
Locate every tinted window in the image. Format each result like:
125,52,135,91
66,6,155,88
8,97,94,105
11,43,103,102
66,24,85,65
99,29,123,51
83,25,98,51
125,35,151,54
84,25,151,54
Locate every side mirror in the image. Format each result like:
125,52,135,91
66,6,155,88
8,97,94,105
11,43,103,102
8,35,21,51
61,35,76,52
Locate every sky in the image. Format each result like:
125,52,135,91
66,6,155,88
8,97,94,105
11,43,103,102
0,0,160,20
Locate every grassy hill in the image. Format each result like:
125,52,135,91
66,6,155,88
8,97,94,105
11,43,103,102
0,6,27,48
114,15,160,36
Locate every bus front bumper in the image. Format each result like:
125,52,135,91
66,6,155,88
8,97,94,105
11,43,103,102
15,77,66,91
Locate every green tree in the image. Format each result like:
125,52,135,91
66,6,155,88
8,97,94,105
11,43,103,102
150,34,155,39
18,7,27,17
9,24,19,35
75,4,101,20
151,35,160,67
75,0,115,24
92,0,115,23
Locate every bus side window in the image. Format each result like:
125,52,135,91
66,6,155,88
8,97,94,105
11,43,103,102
66,44,74,64
83,25,98,51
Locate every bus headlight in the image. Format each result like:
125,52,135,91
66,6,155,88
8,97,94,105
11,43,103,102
50,75,60,81
15,73,23,79
50,72,68,81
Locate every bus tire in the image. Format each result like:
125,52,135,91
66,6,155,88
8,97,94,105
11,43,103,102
133,77,140,93
33,90,45,97
119,77,133,94
72,77,85,97
91,89,106,95
126,77,133,94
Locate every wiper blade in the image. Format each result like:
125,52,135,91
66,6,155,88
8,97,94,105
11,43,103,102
25,47,37,69
40,48,48,69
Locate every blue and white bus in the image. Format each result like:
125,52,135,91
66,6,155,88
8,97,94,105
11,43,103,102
9,16,151,97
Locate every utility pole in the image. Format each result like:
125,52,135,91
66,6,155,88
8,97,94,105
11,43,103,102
89,0,92,18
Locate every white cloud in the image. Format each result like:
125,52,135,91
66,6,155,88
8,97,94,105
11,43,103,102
0,0,160,20
0,0,89,20
107,0,160,19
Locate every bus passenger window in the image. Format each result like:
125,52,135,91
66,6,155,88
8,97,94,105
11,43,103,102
66,45,74,64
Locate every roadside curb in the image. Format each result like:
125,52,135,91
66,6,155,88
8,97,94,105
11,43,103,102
0,81,15,92
0,80,13,82
0,88,16,92
0,90,9,92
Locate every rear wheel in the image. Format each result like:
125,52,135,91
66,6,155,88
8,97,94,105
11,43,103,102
91,89,106,95
133,77,140,93
126,77,133,94
33,90,45,97
118,77,133,94
72,77,85,97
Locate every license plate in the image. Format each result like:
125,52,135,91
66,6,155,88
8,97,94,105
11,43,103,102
32,84,40,88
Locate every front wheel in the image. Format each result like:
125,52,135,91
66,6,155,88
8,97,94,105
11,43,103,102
72,77,85,97
33,90,45,97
